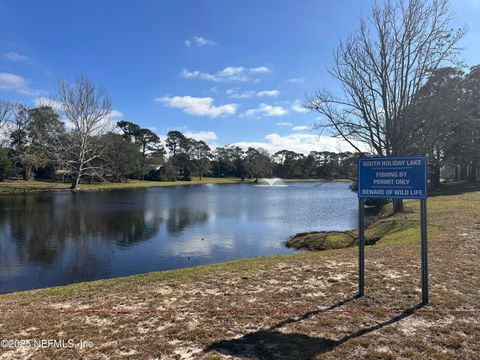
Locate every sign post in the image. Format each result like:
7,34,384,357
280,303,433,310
358,198,365,297
420,199,428,304
357,156,428,304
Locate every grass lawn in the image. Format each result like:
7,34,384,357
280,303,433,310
0,177,340,195
0,183,479,359
0,177,252,194
286,206,421,251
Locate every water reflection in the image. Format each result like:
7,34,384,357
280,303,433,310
0,182,356,293
166,208,209,235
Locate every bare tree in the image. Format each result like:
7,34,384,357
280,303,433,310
55,76,112,190
0,101,13,128
305,0,467,212
0,101,13,145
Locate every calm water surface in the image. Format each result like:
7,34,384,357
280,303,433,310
0,181,357,293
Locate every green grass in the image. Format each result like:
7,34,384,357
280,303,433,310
0,177,253,194
286,204,421,251
281,178,325,183
0,177,348,195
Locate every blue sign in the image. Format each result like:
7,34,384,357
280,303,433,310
358,156,428,199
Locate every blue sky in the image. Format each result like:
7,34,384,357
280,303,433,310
1,0,479,154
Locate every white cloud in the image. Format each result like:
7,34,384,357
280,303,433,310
1,72,27,93
184,130,218,142
226,88,280,99
288,77,305,83
0,72,43,96
257,90,280,97
156,95,238,118
180,66,271,82
249,66,271,74
106,109,124,122
5,52,28,62
291,99,308,113
185,36,217,47
276,122,292,126
34,97,62,110
241,103,288,118
232,133,366,155
109,110,122,118
292,125,310,131
226,88,254,98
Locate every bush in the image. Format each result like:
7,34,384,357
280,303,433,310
144,167,177,182
35,163,57,180
0,148,13,181
145,169,162,181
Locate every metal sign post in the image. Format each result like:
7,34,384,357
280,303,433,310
358,198,365,297
420,199,428,304
357,156,428,305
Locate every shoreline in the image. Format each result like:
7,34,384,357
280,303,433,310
285,205,399,251
0,177,335,195
0,178,250,195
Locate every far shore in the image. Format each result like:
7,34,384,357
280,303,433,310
0,177,348,195
0,177,250,195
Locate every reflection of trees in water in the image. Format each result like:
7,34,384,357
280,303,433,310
62,234,111,284
0,195,61,265
0,192,163,267
0,192,210,270
166,207,209,234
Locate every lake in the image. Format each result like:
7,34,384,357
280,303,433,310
0,181,358,293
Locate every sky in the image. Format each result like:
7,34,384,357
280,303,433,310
1,0,479,154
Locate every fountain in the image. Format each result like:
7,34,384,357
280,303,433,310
255,178,287,187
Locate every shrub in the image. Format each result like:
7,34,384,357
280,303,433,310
35,163,57,180
0,148,13,181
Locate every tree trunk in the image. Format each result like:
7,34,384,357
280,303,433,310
393,198,404,213
460,164,468,180
22,167,32,181
430,164,441,188
70,173,81,191
469,160,477,182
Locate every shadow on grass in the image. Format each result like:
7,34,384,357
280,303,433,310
429,181,480,197
205,298,424,360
